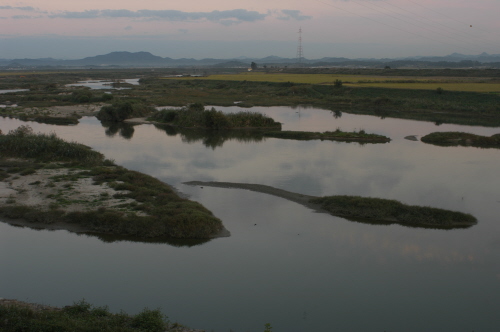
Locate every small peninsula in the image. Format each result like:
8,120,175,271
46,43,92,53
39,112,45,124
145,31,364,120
421,131,500,148
184,181,477,229
263,129,391,143
0,126,227,239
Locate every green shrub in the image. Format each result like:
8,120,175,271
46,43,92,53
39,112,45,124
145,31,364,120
96,101,155,122
130,308,167,332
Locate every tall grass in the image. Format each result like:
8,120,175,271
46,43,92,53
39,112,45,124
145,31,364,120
0,125,105,165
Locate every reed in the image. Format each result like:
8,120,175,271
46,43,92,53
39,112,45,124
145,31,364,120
0,299,175,332
0,125,105,166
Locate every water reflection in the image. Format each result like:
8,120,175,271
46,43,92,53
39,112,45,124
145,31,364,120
1,220,212,247
154,124,265,149
89,232,212,247
101,121,135,139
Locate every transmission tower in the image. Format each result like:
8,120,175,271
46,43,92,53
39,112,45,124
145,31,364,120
296,27,304,65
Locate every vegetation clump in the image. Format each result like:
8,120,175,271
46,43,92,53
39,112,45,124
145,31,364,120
263,129,390,143
0,125,105,166
0,299,184,332
149,105,281,130
310,195,477,228
421,131,500,148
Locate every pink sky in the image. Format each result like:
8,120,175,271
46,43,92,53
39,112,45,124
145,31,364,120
1,0,499,59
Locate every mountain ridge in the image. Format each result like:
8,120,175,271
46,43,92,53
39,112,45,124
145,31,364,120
2,51,500,68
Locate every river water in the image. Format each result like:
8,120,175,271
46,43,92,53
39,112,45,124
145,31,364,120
1,107,499,331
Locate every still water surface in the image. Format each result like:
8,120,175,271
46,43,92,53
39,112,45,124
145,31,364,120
1,107,499,331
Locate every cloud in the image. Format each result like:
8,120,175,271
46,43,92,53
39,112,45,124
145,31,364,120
11,15,43,19
124,26,133,31
49,10,100,19
48,9,268,25
0,6,43,12
278,10,312,21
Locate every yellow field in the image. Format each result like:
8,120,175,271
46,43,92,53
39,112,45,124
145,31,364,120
184,72,397,84
182,72,500,93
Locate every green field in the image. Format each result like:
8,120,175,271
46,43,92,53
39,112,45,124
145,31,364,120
179,72,500,93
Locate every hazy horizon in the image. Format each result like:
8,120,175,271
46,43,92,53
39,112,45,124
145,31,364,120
1,0,499,60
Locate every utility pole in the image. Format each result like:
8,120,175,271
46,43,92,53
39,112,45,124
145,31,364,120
296,27,304,65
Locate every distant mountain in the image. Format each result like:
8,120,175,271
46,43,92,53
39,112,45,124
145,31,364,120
1,51,500,68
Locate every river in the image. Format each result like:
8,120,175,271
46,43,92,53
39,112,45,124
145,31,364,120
1,106,499,331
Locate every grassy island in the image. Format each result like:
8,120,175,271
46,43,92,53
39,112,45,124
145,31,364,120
0,126,225,239
185,181,477,229
421,131,500,148
148,104,281,130
311,195,477,228
0,299,193,332
263,129,390,143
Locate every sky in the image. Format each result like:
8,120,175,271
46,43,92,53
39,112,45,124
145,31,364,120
0,0,499,60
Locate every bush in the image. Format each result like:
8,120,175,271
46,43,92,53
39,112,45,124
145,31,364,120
130,308,167,332
71,89,93,103
96,101,155,122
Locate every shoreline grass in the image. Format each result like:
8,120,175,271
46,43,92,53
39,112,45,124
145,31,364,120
0,299,187,332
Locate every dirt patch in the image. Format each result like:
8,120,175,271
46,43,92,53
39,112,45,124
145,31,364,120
23,104,106,118
0,167,138,213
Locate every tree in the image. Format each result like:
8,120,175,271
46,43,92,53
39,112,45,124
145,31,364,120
251,62,257,70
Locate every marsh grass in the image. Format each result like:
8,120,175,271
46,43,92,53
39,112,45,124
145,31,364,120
0,126,105,166
310,195,477,227
0,299,173,332
147,78,500,127
421,131,500,148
